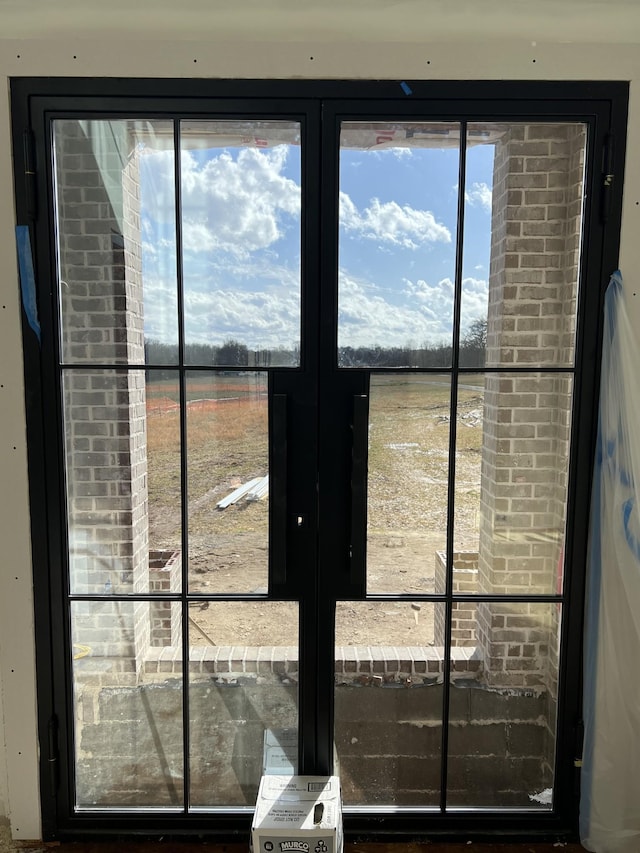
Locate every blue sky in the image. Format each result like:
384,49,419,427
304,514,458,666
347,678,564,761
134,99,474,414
139,121,494,357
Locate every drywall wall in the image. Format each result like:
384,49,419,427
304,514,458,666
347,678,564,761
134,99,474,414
0,72,38,840
0,651,8,820
1,2,640,840
2,0,640,45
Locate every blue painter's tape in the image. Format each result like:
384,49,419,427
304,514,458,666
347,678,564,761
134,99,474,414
400,81,413,96
16,225,40,343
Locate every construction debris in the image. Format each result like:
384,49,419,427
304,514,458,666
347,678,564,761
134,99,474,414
246,475,269,502
217,475,269,509
216,477,262,509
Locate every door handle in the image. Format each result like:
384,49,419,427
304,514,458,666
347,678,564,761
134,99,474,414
350,394,369,586
271,393,287,586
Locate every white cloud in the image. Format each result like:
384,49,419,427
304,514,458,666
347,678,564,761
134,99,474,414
183,284,301,348
142,263,488,354
403,275,488,336
142,145,300,257
339,272,446,348
140,143,303,349
141,275,179,343
182,147,300,255
465,181,492,212
139,146,488,352
181,221,216,253
459,277,490,333
461,276,488,294
338,273,489,349
339,272,486,349
340,193,451,249
403,277,454,324
142,260,302,351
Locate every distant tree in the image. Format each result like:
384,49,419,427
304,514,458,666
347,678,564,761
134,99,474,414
186,342,218,365
420,341,452,368
463,317,487,349
217,339,249,367
338,341,457,368
460,317,487,367
144,339,179,366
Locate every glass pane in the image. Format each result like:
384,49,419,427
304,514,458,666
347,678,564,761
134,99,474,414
189,601,299,807
338,122,460,368
65,369,176,595
453,374,485,558
367,374,451,595
460,122,587,369
53,119,178,365
187,371,269,594
147,370,182,583
335,601,445,808
447,602,560,808
459,129,493,369
467,372,572,596
180,120,301,367
72,601,183,808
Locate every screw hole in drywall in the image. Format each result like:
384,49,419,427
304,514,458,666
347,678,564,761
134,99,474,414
532,59,537,63
73,55,77,60
309,56,314,60
426,60,431,65
16,55,20,59
193,59,197,63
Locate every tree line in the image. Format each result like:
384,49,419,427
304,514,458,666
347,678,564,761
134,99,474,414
144,319,487,375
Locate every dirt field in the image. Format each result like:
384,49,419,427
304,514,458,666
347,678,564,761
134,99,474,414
146,374,484,648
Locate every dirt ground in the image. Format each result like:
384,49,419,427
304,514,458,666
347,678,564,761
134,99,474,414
184,531,445,647
146,376,483,648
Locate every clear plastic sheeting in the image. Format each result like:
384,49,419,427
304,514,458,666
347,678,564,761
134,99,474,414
581,271,640,853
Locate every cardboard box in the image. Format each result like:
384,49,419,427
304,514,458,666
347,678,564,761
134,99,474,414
251,775,343,853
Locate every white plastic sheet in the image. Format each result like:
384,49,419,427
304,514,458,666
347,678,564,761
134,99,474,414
581,271,640,852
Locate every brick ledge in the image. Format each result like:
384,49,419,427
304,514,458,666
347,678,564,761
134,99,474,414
141,644,484,677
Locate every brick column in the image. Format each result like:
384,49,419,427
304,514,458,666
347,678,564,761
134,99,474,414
57,120,150,672
434,551,478,647
149,550,182,647
476,124,585,690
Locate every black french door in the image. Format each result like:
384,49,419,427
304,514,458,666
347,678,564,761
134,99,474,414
12,79,627,841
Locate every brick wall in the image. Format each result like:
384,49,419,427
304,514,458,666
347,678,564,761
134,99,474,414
74,669,551,809
476,123,585,692
56,120,150,669
149,550,182,647
434,550,478,647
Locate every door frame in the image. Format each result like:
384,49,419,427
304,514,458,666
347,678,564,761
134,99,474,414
11,77,628,842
